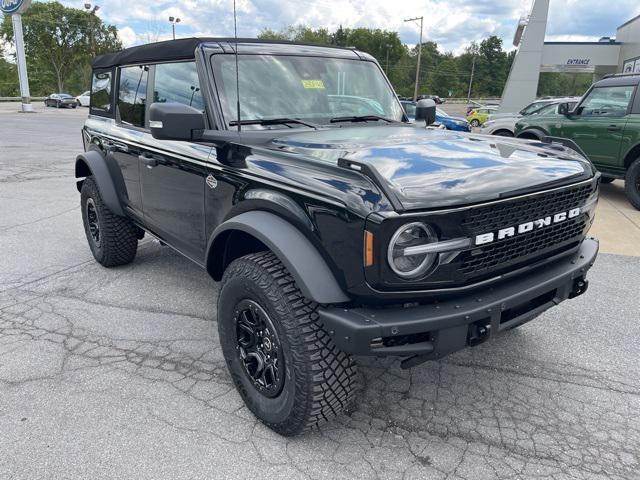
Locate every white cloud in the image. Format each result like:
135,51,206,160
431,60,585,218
49,0,640,52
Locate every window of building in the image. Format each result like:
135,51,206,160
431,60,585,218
153,62,204,111
118,65,149,127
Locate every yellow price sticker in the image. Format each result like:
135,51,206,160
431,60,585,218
301,79,325,89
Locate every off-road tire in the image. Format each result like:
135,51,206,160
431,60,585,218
80,176,138,266
600,176,615,184
625,158,640,210
218,251,357,436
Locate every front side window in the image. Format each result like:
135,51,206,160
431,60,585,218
118,65,148,127
578,85,635,117
211,54,404,128
153,62,204,111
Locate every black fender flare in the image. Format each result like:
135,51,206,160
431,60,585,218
209,211,350,304
75,150,125,217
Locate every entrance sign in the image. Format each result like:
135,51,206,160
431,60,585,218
1,0,33,112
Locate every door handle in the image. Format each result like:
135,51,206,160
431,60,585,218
138,152,164,168
607,125,620,131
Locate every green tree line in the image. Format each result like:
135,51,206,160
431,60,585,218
0,4,593,99
0,1,121,96
257,25,593,99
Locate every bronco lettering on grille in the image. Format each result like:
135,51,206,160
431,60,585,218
474,207,581,246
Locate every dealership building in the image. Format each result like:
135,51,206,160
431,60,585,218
500,0,640,112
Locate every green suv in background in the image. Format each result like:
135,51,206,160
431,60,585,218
515,74,640,209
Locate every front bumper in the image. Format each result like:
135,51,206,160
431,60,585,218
319,238,598,362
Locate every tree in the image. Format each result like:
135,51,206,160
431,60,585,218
0,1,121,94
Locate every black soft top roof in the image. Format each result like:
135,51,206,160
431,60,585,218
92,37,365,69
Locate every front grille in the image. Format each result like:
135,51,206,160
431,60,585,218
458,181,595,278
460,218,586,276
461,182,594,234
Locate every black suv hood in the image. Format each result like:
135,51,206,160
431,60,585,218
271,126,593,210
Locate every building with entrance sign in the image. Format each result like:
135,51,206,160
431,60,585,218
499,0,640,112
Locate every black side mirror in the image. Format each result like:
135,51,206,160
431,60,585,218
149,102,205,141
558,103,570,116
415,98,436,126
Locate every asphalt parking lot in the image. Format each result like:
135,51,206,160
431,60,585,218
1,102,639,480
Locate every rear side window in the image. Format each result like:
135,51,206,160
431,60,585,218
90,70,113,114
153,62,204,111
118,65,149,127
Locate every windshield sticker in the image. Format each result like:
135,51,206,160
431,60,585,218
301,80,325,89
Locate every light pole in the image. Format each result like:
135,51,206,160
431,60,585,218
84,3,99,57
404,16,423,102
169,16,181,40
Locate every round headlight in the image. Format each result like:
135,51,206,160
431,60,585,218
387,222,438,278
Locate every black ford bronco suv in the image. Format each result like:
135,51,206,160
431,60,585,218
76,38,600,435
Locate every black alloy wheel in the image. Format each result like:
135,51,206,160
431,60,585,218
234,299,285,398
85,197,101,248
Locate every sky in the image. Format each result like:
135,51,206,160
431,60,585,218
7,0,640,53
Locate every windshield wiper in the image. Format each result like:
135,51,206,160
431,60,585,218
329,115,398,124
229,118,319,129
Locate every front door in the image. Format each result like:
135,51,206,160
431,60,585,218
139,142,211,262
561,84,635,170
138,60,210,263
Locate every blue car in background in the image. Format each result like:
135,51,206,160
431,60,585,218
401,100,470,132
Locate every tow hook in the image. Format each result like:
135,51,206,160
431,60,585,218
569,278,589,299
467,320,491,347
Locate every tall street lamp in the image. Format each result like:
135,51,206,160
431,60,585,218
84,3,100,57
404,16,423,102
169,16,181,40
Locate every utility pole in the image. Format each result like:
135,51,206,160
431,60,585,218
466,54,476,103
385,44,391,74
169,16,181,40
404,16,423,102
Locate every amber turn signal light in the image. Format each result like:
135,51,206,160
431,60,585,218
364,231,374,267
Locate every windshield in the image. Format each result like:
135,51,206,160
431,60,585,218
520,101,549,115
211,54,404,128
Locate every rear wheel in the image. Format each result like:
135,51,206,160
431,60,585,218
81,177,138,266
470,119,480,127
624,158,640,210
218,251,357,436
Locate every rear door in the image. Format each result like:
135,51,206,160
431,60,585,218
111,64,149,217
561,84,635,169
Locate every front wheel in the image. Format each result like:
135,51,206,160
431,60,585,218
218,251,357,436
625,158,640,210
470,119,480,127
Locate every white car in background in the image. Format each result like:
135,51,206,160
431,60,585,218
481,97,580,137
75,91,90,107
